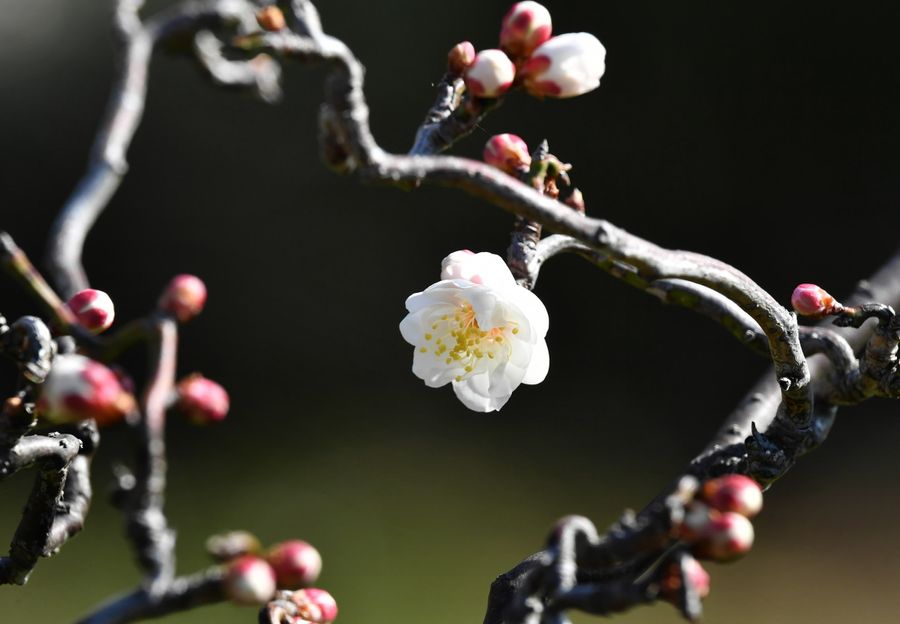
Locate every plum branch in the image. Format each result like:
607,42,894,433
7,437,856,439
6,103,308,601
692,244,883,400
0,1,898,624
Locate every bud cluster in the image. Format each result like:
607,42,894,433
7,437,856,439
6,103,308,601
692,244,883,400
449,2,606,100
217,533,333,612
677,474,763,562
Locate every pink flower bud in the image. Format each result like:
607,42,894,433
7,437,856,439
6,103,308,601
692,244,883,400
447,41,476,75
290,588,338,624
158,274,207,322
520,33,606,98
37,354,135,426
500,1,552,59
224,556,277,605
791,283,838,317
176,374,229,424
65,289,115,334
701,475,763,518
660,555,710,603
695,512,755,562
267,540,323,590
683,557,711,598
464,49,516,98
483,133,532,175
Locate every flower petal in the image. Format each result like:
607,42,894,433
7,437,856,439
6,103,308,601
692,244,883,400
522,338,549,384
441,251,517,290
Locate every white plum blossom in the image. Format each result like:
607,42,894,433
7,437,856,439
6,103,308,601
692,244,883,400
521,32,606,98
400,251,549,412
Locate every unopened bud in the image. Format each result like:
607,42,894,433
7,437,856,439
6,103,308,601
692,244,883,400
158,274,207,322
683,556,711,598
65,289,115,334
694,512,755,562
267,540,322,589
483,133,531,175
224,556,277,605
256,6,286,32
701,474,763,518
564,188,585,213
37,354,135,426
500,1,552,59
464,49,516,98
176,374,229,424
660,555,710,603
521,33,606,98
290,588,338,624
791,283,839,317
447,41,476,75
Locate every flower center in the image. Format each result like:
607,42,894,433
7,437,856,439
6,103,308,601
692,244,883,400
419,302,519,381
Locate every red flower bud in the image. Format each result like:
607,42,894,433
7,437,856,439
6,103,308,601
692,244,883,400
701,474,763,518
158,274,207,322
464,49,516,98
500,1,552,59
694,511,755,562
791,283,838,317
65,288,115,334
37,354,135,426
176,374,229,424
483,133,531,175
224,556,277,605
267,540,323,589
447,41,476,76
290,588,338,624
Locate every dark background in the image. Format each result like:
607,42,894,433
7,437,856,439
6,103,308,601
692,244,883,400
2,1,900,622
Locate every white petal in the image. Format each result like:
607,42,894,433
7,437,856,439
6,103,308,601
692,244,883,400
441,252,517,290
412,348,456,387
452,377,510,412
504,286,549,337
522,338,549,384
399,311,427,346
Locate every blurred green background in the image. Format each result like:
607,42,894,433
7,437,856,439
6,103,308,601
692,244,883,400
2,0,900,622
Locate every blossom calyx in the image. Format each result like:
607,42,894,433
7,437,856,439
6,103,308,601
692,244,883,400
224,556,277,605
158,274,207,322
701,474,763,518
37,354,135,426
400,251,549,412
176,374,229,424
447,41,476,76
520,33,606,98
289,588,339,624
791,283,840,318
267,540,322,589
65,288,115,334
464,49,516,98
483,134,532,175
500,1,552,59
